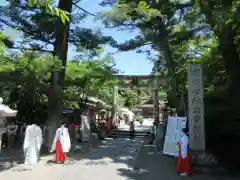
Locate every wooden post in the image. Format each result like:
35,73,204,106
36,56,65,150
187,62,205,150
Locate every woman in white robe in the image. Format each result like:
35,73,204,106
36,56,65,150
23,123,43,165
50,123,71,163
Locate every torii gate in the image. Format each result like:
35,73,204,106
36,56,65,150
111,62,206,151
112,74,170,124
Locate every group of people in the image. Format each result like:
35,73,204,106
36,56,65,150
1,121,26,148
6,122,19,147
19,112,191,176
1,121,47,149
23,121,71,165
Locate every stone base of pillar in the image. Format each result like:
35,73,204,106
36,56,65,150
190,150,218,167
189,150,232,176
154,123,165,152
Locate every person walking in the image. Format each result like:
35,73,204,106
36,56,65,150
23,119,43,165
50,122,71,163
149,124,155,144
129,121,135,140
139,116,143,127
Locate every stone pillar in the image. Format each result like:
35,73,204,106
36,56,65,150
153,76,160,122
0,117,6,152
153,76,164,152
187,62,205,150
112,85,118,125
137,88,141,105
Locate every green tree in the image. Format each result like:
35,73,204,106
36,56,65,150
99,0,197,112
0,0,117,147
0,49,119,116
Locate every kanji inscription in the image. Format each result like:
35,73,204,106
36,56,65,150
187,63,205,150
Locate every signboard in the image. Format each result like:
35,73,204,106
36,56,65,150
81,115,90,142
163,116,187,156
187,63,205,150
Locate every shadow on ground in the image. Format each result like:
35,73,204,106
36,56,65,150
117,142,239,180
66,137,239,180
1,136,239,180
65,137,142,167
0,149,24,172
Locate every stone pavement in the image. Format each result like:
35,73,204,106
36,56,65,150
1,137,238,180
1,117,237,180
122,140,238,180
0,137,143,180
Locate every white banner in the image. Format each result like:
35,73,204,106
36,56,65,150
81,115,90,142
163,116,187,157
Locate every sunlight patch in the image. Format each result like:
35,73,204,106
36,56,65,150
84,157,113,166
148,152,155,155
99,145,117,148
118,156,133,161
104,138,114,140
136,168,148,173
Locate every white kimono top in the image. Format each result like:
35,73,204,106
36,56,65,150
23,124,42,151
51,126,71,153
179,134,189,158
23,124,43,164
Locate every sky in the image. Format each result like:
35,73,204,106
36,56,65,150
0,0,153,75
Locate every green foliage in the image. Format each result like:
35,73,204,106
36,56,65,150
63,56,119,108
27,0,70,24
136,115,143,121
0,51,55,120
2,0,240,168
100,0,240,168
0,0,116,57
0,50,118,119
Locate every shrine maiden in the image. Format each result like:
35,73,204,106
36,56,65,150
176,128,192,176
50,122,71,163
23,121,43,164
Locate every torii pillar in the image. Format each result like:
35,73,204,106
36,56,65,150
112,85,118,125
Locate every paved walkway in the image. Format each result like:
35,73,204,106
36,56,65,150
1,138,238,180
0,137,143,180
118,119,153,132
1,118,237,180
126,141,238,180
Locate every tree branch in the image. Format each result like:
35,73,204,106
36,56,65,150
189,48,209,59
7,46,53,53
0,19,53,45
73,2,95,16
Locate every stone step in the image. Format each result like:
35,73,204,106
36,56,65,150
108,134,146,138
108,129,149,138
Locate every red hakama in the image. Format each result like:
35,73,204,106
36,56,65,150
56,138,66,162
176,145,192,175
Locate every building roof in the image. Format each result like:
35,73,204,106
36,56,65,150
79,94,106,105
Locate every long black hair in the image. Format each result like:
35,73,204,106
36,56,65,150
182,128,189,136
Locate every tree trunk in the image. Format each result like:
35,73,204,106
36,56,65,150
43,0,73,151
199,0,240,114
164,46,180,113
219,24,240,112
